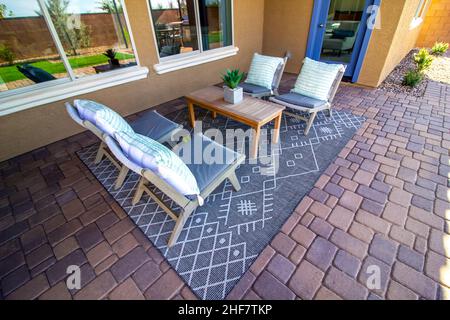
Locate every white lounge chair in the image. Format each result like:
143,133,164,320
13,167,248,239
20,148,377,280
66,100,182,189
105,132,245,247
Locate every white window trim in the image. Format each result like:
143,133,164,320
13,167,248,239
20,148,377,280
0,66,149,117
147,0,237,74
153,46,239,74
0,0,146,117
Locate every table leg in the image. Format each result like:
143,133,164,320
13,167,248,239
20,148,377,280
188,102,196,128
212,112,217,119
273,113,282,144
251,126,261,159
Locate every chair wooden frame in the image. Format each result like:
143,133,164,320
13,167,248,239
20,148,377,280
104,135,246,248
270,65,346,135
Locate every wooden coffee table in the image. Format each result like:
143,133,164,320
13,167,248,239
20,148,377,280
185,86,285,159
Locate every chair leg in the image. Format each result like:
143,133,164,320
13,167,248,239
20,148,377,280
168,206,195,247
114,166,129,190
132,178,146,206
304,112,317,136
327,108,333,117
95,142,107,164
228,171,241,192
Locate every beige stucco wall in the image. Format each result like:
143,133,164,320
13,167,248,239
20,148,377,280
0,0,265,161
358,0,426,87
262,0,314,74
417,0,450,47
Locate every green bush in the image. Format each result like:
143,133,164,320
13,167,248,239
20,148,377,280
414,48,434,71
0,45,15,65
221,69,245,89
431,42,449,55
403,69,424,87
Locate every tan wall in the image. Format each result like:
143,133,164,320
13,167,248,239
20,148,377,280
0,0,265,161
417,0,450,47
262,0,428,88
358,0,426,87
262,0,314,73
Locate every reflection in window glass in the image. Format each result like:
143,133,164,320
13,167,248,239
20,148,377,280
198,0,232,51
46,0,136,78
320,0,365,64
149,0,199,58
0,0,68,92
148,0,232,58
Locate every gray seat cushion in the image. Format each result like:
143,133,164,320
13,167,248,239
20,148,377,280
239,83,272,95
178,135,240,193
130,110,180,142
275,93,327,109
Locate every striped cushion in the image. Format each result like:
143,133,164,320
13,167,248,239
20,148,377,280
115,131,200,197
292,58,344,101
245,53,284,90
74,100,134,137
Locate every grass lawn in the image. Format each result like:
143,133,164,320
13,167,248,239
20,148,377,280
0,52,135,83
208,32,222,44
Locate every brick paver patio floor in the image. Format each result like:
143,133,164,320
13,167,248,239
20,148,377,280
0,74,449,300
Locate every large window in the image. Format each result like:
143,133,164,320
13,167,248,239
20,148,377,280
0,0,137,93
149,0,233,59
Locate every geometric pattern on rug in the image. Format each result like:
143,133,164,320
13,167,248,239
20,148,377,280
78,108,365,300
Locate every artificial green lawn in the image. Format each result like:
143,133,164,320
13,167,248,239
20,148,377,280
0,52,135,83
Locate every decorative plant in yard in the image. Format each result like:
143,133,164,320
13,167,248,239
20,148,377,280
403,69,424,87
221,69,245,104
0,45,15,65
104,48,120,66
40,0,91,56
0,3,14,19
414,48,434,72
403,48,434,88
431,42,449,56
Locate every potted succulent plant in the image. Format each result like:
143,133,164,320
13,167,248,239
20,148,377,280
104,48,120,67
221,69,245,104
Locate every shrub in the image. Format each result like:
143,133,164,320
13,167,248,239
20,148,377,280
221,69,245,89
414,48,434,71
431,42,449,55
0,45,15,65
103,48,117,60
403,69,424,87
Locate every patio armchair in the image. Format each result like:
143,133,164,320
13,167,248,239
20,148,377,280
270,58,346,135
66,100,182,189
104,132,245,247
17,64,56,83
239,51,292,99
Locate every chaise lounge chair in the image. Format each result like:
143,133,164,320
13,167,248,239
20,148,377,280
104,131,245,247
270,58,346,135
238,52,291,99
17,64,56,83
66,100,182,189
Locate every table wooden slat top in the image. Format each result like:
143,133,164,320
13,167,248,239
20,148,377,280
185,86,285,126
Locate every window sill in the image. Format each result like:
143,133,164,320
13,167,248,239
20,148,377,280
153,47,240,75
0,66,149,117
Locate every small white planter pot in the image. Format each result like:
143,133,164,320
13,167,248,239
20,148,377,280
223,86,243,104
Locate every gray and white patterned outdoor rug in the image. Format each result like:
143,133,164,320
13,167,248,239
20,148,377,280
78,108,365,300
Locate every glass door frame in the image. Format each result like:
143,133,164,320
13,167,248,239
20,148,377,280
306,0,381,82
